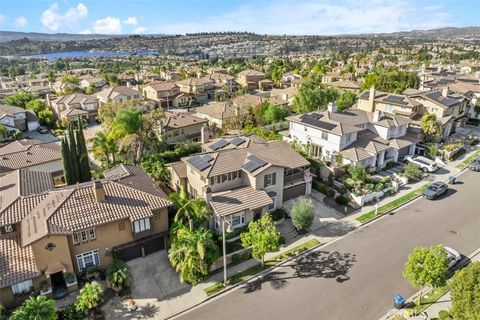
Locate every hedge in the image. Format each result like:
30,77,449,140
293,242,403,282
313,180,335,198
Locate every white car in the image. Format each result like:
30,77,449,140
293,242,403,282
404,155,439,173
445,246,461,269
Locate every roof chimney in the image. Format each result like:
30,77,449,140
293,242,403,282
327,102,337,113
372,110,381,122
201,126,209,145
369,86,376,113
442,87,449,97
282,93,289,101
93,181,105,202
204,186,212,204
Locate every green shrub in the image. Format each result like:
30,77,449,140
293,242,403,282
438,310,451,320
232,254,242,264
291,197,315,230
403,163,422,181
375,182,384,192
335,195,350,205
106,258,130,289
58,303,84,320
269,209,286,221
450,148,465,160
225,225,247,240
312,180,335,197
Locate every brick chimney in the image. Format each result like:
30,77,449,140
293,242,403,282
93,181,105,202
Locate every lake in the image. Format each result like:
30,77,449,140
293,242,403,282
26,50,160,60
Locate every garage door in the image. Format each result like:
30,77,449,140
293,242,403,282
116,244,142,262
144,235,165,255
283,183,306,201
398,146,410,160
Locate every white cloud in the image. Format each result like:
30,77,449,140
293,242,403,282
41,2,88,31
79,29,91,34
0,15,5,25
151,0,451,35
15,16,28,27
123,17,138,26
93,17,121,34
133,26,146,34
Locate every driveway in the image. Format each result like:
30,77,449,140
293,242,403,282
282,190,358,241
103,250,207,320
23,131,60,143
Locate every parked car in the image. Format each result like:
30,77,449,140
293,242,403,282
37,126,49,134
469,157,480,172
422,181,448,200
445,246,461,269
404,155,439,172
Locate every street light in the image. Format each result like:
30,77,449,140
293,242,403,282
375,202,379,216
222,216,233,286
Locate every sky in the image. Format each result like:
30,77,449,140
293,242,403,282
0,0,478,36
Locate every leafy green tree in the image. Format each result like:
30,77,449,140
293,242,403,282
91,131,118,168
106,258,130,290
402,163,422,181
85,84,96,95
76,281,103,315
141,157,171,186
403,245,448,305
450,262,480,320
426,145,440,160
360,67,420,94
4,90,36,108
168,226,220,285
0,124,8,141
293,80,339,114
253,101,289,125
348,165,370,186
10,296,57,320
26,99,47,114
241,214,281,266
421,113,442,141
290,197,315,231
60,74,79,85
38,109,54,126
336,92,358,111
168,186,211,231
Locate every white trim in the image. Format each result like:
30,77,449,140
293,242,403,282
76,249,100,272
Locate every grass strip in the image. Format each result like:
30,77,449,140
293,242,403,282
356,184,429,223
456,150,480,169
406,285,450,316
204,239,320,296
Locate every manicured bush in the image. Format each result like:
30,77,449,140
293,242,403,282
291,197,315,230
438,310,452,320
269,209,286,221
403,163,422,181
312,180,335,198
335,195,350,205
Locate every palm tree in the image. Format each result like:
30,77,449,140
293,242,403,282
168,186,212,231
75,281,103,315
10,296,57,320
91,131,118,168
106,258,130,290
420,113,442,141
168,227,220,285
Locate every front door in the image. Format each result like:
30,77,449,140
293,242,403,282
50,271,68,300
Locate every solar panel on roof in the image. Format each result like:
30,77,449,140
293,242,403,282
243,161,261,173
299,114,336,131
187,155,202,165
210,139,229,150
194,161,211,171
202,155,214,162
247,154,267,166
230,137,245,146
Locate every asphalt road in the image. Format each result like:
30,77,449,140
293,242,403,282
177,170,480,320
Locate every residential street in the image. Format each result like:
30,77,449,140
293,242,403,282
176,169,480,320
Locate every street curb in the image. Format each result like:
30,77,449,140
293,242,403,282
166,239,324,319
358,166,469,226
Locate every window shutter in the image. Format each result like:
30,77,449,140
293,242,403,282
272,172,276,185
264,175,268,188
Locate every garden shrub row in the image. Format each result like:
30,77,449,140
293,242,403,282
312,180,335,198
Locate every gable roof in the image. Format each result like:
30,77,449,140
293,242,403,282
0,141,62,174
97,86,140,100
0,104,27,119
210,186,272,216
162,112,208,130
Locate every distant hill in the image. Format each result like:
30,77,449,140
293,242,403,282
0,27,479,42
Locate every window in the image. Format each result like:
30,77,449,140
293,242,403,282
229,212,246,228
210,177,215,185
76,250,100,272
133,218,151,233
232,171,237,179
12,279,33,295
268,197,276,211
264,172,277,187
321,131,328,140
72,228,96,244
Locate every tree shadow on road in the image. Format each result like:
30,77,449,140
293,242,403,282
241,250,356,295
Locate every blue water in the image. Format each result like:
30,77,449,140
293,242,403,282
27,50,159,60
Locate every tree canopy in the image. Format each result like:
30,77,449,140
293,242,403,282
292,79,339,114
450,262,480,320
360,67,420,94
290,197,315,231
241,214,281,265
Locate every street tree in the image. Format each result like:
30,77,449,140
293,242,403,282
450,261,480,320
403,245,449,305
10,296,57,320
168,226,220,285
241,214,281,266
421,113,442,142
290,197,315,231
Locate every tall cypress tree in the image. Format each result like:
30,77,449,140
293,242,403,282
61,136,73,185
68,125,81,183
76,123,91,182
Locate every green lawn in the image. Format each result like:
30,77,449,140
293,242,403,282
204,239,320,296
406,285,450,316
356,184,429,224
456,150,480,169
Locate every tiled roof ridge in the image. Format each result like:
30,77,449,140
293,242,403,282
108,180,171,208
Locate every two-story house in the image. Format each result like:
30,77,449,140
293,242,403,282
0,104,39,132
160,112,209,145
236,69,266,92
176,78,215,103
142,82,182,109
0,165,171,309
78,76,107,91
193,102,251,129
96,86,141,106
50,93,99,124
284,102,419,171
168,136,312,233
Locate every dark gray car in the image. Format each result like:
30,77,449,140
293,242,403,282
422,181,448,200
469,157,480,172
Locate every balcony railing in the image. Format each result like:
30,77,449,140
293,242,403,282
284,171,305,185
